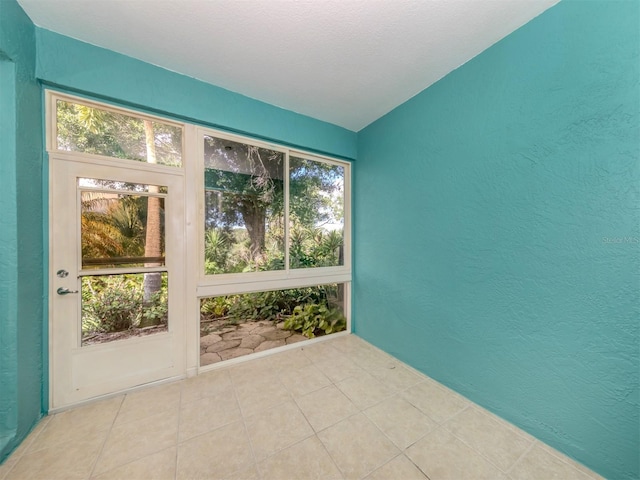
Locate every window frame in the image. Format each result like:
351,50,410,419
47,90,352,374
195,126,352,295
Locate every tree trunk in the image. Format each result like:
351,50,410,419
238,197,266,257
142,120,163,324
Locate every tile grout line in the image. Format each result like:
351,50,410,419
315,356,406,480
341,336,441,479
353,335,602,479
506,438,538,476
288,393,346,479
10,334,603,480
243,394,316,466
293,374,350,480
173,380,183,480
361,399,431,452
315,436,348,480
536,442,602,479
402,452,433,480
188,340,418,478
86,395,125,479
232,365,263,479
298,340,391,479
0,414,52,480
508,440,599,480
440,416,529,475
363,370,520,477
160,339,405,477
240,356,324,478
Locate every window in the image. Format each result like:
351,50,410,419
49,92,351,374
55,99,183,167
78,177,170,346
197,129,351,367
202,133,350,278
289,156,345,269
199,283,347,365
203,135,285,274
80,179,167,269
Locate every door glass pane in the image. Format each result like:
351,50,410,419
200,283,346,366
81,188,165,269
81,273,168,346
203,135,285,274
56,100,182,167
289,157,344,268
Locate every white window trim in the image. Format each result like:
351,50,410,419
195,126,352,292
47,91,353,378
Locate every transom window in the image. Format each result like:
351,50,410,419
54,98,183,167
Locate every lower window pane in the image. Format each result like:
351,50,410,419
200,283,346,366
81,272,168,346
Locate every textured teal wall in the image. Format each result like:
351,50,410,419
35,29,356,160
0,0,44,463
355,1,639,479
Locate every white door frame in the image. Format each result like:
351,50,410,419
48,154,186,410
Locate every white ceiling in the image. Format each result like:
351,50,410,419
18,0,559,131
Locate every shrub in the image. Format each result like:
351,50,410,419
283,303,346,338
200,285,341,329
82,274,167,334
201,296,231,317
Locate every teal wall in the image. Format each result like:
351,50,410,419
355,1,639,479
35,29,357,160
0,0,45,463
2,0,638,477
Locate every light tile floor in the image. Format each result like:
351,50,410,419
0,334,602,480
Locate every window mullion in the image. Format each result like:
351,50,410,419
284,151,290,273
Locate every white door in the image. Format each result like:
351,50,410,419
49,156,186,410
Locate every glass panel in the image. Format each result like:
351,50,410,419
81,189,165,269
81,273,168,346
289,157,344,268
203,135,285,274
79,177,168,194
200,283,346,365
56,100,182,167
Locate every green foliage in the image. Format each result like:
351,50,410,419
204,228,232,274
81,191,165,263
82,275,168,335
203,141,345,275
203,223,342,274
81,214,126,259
227,292,279,324
200,296,231,317
204,225,287,274
57,100,182,165
283,303,346,338
204,136,284,263
289,226,343,269
289,157,343,229
224,288,319,323
199,285,339,329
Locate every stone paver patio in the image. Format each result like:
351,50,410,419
200,320,307,366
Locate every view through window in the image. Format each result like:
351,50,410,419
203,136,347,275
52,93,351,368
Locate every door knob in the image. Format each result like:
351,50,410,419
57,287,78,295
